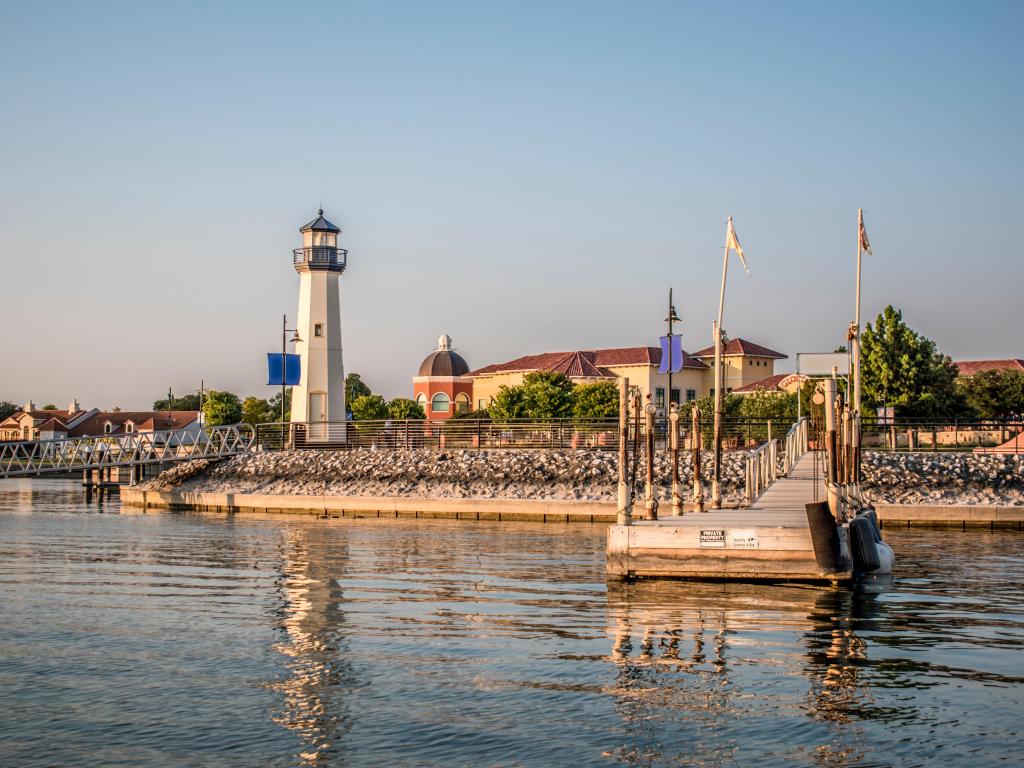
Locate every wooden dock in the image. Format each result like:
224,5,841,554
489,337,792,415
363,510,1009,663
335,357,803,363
607,453,852,582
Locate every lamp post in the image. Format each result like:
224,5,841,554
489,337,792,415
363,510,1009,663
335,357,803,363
281,314,302,424
166,387,173,433
665,289,680,417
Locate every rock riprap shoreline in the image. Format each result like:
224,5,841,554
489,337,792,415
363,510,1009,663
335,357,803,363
143,449,1024,506
144,449,749,504
861,451,1024,505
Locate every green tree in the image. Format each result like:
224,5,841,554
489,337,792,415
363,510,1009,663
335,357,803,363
202,390,243,426
520,371,575,419
41,404,58,410
678,393,742,421
388,397,425,420
268,388,292,422
350,394,389,420
573,381,619,419
0,401,19,421
345,373,371,412
241,396,275,425
957,370,1024,419
153,393,201,411
488,385,527,421
860,305,961,417
737,390,797,423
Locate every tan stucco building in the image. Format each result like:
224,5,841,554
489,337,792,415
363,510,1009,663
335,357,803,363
468,338,786,414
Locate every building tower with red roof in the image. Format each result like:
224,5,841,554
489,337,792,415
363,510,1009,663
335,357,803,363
413,335,473,420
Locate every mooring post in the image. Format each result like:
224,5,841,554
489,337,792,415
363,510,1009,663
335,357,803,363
644,395,657,520
669,404,682,516
616,377,632,526
823,378,839,520
692,406,704,512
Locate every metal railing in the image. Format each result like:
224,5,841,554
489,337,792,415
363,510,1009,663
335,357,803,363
782,416,809,475
292,246,348,271
858,417,1024,453
0,424,256,478
253,417,790,453
744,439,778,506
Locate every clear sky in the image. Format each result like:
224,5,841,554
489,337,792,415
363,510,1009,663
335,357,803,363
1,1,1021,408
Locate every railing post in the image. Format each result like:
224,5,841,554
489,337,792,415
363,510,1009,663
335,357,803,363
692,407,704,513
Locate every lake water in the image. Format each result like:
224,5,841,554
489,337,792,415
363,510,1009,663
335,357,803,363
1,478,1022,767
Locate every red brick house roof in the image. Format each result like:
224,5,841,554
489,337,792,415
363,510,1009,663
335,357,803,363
69,411,200,436
692,338,787,359
733,373,808,393
468,345,708,377
954,359,1024,376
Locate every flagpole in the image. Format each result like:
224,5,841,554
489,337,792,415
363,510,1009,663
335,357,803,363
853,208,863,481
712,217,731,509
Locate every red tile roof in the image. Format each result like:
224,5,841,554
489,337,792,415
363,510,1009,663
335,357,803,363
468,345,708,377
733,373,808,393
69,411,200,436
692,338,787,359
548,351,615,378
954,359,1024,376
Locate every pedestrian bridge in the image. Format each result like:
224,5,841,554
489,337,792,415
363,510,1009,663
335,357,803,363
0,424,255,479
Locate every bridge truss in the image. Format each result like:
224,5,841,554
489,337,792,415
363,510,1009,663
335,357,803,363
0,424,256,479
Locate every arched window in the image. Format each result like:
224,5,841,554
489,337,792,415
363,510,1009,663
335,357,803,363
454,393,470,413
104,422,113,434
431,393,450,413
416,393,427,411
124,422,135,434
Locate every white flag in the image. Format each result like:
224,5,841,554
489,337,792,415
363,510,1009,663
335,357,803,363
726,217,750,275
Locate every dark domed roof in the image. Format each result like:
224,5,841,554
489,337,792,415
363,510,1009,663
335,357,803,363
418,350,470,377
418,334,470,377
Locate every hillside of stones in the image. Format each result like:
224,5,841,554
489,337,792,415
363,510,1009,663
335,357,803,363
146,448,1024,505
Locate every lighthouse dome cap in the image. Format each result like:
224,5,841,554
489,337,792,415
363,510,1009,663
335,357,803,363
300,209,340,233
418,334,470,377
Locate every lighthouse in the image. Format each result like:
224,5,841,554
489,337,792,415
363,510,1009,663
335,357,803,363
291,209,347,431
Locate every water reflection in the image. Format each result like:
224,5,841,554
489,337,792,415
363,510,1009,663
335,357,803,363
269,525,355,766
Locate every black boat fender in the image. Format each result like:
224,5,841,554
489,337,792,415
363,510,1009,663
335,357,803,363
850,515,881,573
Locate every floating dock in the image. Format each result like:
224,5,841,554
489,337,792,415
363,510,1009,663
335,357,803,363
607,453,852,583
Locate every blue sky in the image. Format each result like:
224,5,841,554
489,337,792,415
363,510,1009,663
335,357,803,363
1,1,1021,407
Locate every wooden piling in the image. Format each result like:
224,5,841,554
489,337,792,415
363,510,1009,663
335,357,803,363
669,404,682,516
617,377,632,526
644,395,657,520
692,407,704,512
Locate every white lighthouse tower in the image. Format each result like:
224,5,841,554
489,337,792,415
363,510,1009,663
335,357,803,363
290,209,347,433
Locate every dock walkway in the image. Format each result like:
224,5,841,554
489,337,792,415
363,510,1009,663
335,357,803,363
607,453,850,582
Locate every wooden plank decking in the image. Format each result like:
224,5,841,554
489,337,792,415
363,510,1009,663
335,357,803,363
607,453,851,582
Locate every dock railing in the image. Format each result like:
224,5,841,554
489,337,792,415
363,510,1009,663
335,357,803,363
744,438,778,506
782,416,810,476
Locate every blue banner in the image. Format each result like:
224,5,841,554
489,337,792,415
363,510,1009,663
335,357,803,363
658,336,683,374
267,353,301,386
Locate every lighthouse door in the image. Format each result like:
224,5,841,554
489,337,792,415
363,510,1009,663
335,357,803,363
309,393,327,423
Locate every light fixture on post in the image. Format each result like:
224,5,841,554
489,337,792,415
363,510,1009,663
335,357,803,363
281,314,302,424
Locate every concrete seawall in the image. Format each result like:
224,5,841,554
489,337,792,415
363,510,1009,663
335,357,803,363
121,488,1024,528
876,503,1024,529
120,487,619,523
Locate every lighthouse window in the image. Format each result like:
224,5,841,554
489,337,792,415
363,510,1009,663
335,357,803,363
314,324,323,337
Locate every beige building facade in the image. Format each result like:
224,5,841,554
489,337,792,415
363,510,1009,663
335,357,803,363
468,338,786,415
